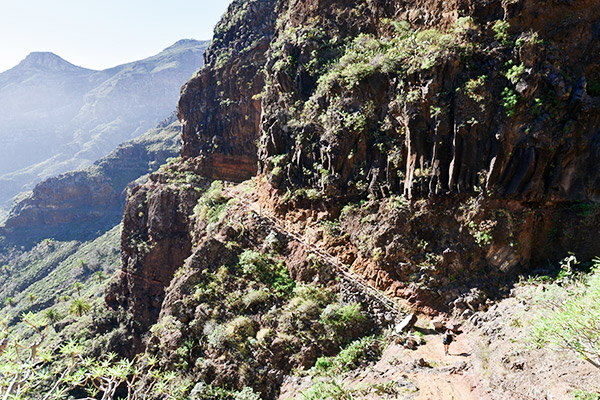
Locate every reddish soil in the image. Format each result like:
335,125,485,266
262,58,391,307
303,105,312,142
278,288,600,399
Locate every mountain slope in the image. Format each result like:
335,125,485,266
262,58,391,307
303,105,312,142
1,0,598,399
0,114,181,247
104,0,600,397
0,39,209,210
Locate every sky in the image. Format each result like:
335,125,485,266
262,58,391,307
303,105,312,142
0,0,235,73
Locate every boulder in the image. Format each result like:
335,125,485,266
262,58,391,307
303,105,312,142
404,337,418,350
431,319,445,331
396,313,418,333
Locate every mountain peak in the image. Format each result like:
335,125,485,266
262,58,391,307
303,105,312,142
18,52,91,72
161,39,207,52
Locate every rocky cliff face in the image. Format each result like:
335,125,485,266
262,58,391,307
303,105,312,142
260,0,600,202
109,0,279,353
178,0,277,181
256,0,600,293
109,0,600,396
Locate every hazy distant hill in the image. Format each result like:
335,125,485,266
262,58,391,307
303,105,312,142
0,114,181,247
0,39,209,211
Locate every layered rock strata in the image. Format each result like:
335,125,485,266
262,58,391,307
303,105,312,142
112,0,600,364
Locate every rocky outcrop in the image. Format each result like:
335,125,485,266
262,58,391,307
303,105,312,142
106,171,205,355
110,0,279,347
112,0,600,344
0,116,180,246
260,0,600,202
254,0,600,285
177,0,277,181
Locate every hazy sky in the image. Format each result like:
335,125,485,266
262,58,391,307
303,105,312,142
0,0,234,73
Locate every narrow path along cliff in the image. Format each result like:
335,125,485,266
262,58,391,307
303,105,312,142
224,181,599,399
277,318,485,399
226,182,484,399
276,284,600,399
227,183,401,317
399,327,482,400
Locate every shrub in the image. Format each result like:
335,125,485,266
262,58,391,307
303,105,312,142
238,250,295,295
300,381,353,400
239,250,269,277
453,16,478,35
242,289,270,310
505,62,525,84
313,335,382,375
150,315,182,341
206,323,231,350
320,303,367,343
194,180,231,224
313,27,459,98
461,75,487,103
492,20,510,44
226,316,255,342
530,263,600,369
573,390,600,400
501,87,519,116
234,387,262,400
189,382,261,400
297,299,320,319
294,284,336,306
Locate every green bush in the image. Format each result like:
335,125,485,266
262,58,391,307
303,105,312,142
206,323,231,350
193,180,231,224
294,283,336,306
233,387,262,400
505,63,525,84
320,303,367,343
492,20,510,44
239,250,269,277
501,87,519,116
313,335,382,375
238,250,295,295
573,390,600,400
242,289,270,309
314,27,459,97
226,316,255,341
300,381,353,400
313,356,334,373
190,382,262,400
530,262,600,369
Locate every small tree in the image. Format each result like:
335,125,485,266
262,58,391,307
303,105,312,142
43,309,63,327
3,297,15,307
94,271,107,283
69,299,91,317
72,282,84,297
26,293,37,304
0,320,183,399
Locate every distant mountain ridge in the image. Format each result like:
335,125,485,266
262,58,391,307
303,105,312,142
13,52,91,72
0,113,181,247
0,39,210,212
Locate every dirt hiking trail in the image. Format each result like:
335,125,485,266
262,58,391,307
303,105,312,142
338,322,486,400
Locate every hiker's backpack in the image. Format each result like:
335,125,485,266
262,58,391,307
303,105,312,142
443,333,453,345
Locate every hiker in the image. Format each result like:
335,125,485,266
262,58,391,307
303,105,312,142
442,328,454,355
